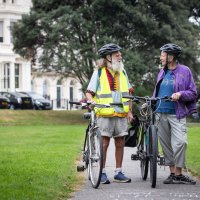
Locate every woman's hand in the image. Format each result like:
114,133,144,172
171,92,181,101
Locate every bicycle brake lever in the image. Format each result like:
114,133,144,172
164,96,173,102
81,102,88,107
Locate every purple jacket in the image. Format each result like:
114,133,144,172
153,63,198,119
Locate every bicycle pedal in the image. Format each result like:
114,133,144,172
157,156,165,165
131,154,139,160
77,165,85,172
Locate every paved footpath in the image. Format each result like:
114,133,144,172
70,139,200,200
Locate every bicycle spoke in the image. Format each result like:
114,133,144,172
140,127,149,180
83,131,90,180
89,129,103,188
149,125,158,188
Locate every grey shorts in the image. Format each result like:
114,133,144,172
96,117,128,138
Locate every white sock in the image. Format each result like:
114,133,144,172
115,168,122,175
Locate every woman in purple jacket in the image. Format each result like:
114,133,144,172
153,43,198,185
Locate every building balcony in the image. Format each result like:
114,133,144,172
0,2,29,15
0,43,13,53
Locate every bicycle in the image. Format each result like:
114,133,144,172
123,95,171,188
69,101,118,188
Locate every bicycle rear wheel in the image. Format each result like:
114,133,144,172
149,125,158,188
88,128,103,188
139,125,149,180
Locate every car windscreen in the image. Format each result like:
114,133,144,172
13,92,29,97
29,93,45,100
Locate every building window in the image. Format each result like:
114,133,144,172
0,21,3,43
56,79,62,108
69,80,74,109
15,63,20,88
10,21,16,43
3,0,6,3
3,63,10,90
31,80,34,92
43,80,49,99
69,80,74,101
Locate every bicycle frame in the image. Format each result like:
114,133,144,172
69,101,113,189
124,95,171,188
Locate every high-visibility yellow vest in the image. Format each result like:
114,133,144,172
94,67,130,116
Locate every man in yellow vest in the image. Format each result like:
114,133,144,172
85,43,133,184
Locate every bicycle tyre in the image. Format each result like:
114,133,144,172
83,129,90,180
139,124,149,180
88,128,103,188
149,125,158,188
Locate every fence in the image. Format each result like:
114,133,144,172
51,98,80,110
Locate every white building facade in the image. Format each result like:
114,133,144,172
0,0,83,109
0,0,32,92
31,70,83,109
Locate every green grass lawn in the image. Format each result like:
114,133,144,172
0,110,86,126
187,126,200,177
0,125,85,200
0,110,86,200
0,110,200,200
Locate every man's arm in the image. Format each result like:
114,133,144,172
85,69,99,102
85,92,95,102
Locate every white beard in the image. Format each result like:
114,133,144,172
111,61,124,72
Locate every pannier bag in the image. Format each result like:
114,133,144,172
125,115,140,147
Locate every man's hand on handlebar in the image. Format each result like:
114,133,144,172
127,110,134,123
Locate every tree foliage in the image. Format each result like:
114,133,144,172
12,0,200,93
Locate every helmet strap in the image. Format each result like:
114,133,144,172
164,54,169,68
166,54,178,70
105,54,112,63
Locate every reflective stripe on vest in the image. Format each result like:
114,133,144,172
94,67,129,116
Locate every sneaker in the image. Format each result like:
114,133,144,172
113,171,131,183
100,173,110,184
163,173,175,184
173,174,196,185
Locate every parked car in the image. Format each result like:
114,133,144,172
20,92,52,110
0,95,10,109
0,92,33,110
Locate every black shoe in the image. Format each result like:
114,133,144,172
163,173,175,184
173,174,196,185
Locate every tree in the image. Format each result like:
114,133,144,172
12,0,200,93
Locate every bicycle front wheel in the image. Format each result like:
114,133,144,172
88,128,103,188
140,126,149,180
83,130,90,180
149,125,158,188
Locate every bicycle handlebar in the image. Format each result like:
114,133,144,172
69,101,118,109
123,95,172,102
69,101,82,105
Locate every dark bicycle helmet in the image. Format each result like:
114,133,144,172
98,43,122,58
160,43,182,58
